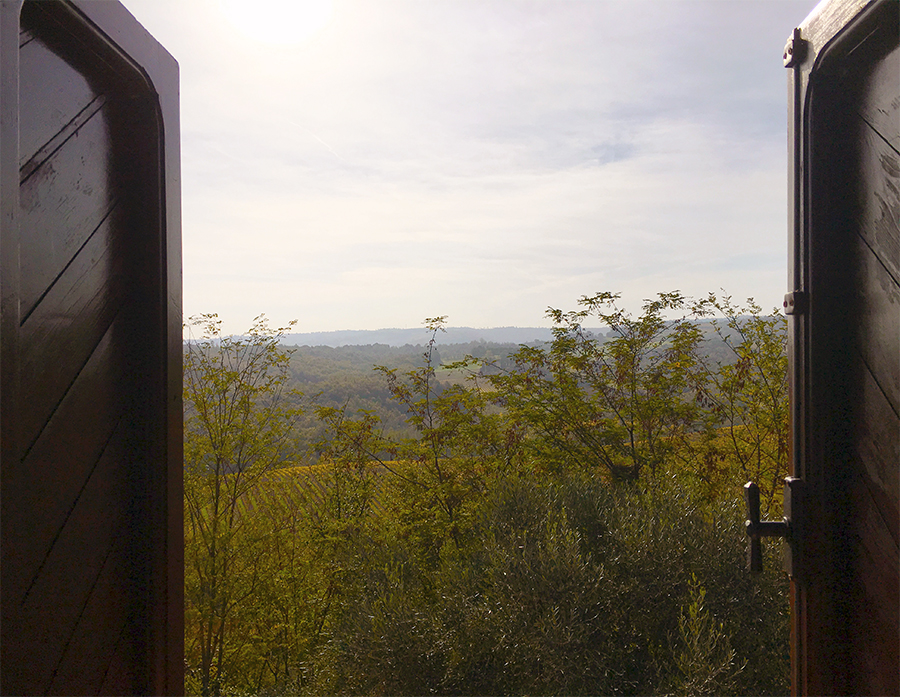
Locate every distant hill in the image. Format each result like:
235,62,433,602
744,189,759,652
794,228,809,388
281,326,608,348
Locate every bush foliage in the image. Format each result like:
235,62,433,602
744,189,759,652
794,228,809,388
184,293,790,696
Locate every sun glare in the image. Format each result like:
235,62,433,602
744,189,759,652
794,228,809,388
219,0,334,46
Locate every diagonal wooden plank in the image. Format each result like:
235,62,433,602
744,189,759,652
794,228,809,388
17,32,98,166
1,318,126,609
18,105,119,319
18,206,126,449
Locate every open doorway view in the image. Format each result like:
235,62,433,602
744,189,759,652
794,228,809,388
2,0,896,695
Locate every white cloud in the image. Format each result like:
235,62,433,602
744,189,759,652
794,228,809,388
124,0,812,333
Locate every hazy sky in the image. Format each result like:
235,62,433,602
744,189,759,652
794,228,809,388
124,0,815,334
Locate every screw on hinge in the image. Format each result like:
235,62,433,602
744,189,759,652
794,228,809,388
784,27,807,68
783,291,807,315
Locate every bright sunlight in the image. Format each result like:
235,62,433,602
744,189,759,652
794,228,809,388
219,0,333,46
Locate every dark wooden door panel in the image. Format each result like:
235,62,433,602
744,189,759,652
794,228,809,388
2,2,182,694
99,627,140,697
18,104,118,319
857,121,899,283
48,528,135,695
852,365,900,546
791,2,899,694
4,427,131,694
17,30,96,167
3,322,126,606
852,233,899,414
848,471,899,697
18,206,126,449
844,20,900,695
857,38,900,152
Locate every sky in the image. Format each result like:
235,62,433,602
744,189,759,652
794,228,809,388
124,0,816,335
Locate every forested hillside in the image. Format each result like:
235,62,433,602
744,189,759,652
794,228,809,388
183,292,790,697
280,325,568,347
280,321,737,450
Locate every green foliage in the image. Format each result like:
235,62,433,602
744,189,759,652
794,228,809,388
287,343,425,448
692,294,789,514
330,316,525,558
183,314,301,480
311,473,789,696
183,292,792,696
183,314,311,697
488,292,707,481
664,574,745,696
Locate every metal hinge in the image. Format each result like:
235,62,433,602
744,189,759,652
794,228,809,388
783,291,807,315
784,27,807,68
744,478,804,579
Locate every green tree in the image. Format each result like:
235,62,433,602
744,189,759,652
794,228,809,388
181,297,791,696
312,472,789,696
489,292,707,481
183,314,301,697
237,473,338,696
308,304,790,696
317,317,524,557
692,294,789,514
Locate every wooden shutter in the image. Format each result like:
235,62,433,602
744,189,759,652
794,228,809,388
787,0,899,693
0,2,182,694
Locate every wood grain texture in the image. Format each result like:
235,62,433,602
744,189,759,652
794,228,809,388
852,231,900,414
856,116,900,285
1,322,125,609
47,520,134,695
18,205,126,450
3,424,131,695
797,3,899,694
843,7,899,693
3,3,182,694
18,105,118,318
857,37,899,153
98,625,136,697
16,32,96,167
852,361,900,548
849,467,899,697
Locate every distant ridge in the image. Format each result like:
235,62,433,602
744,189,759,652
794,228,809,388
281,326,607,348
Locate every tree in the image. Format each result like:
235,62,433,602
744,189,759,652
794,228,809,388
488,292,707,481
312,471,789,696
183,314,301,697
180,297,792,696
665,574,745,696
314,317,525,557
692,294,789,514
376,318,519,544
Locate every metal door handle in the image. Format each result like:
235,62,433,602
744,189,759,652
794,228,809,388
744,478,804,576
